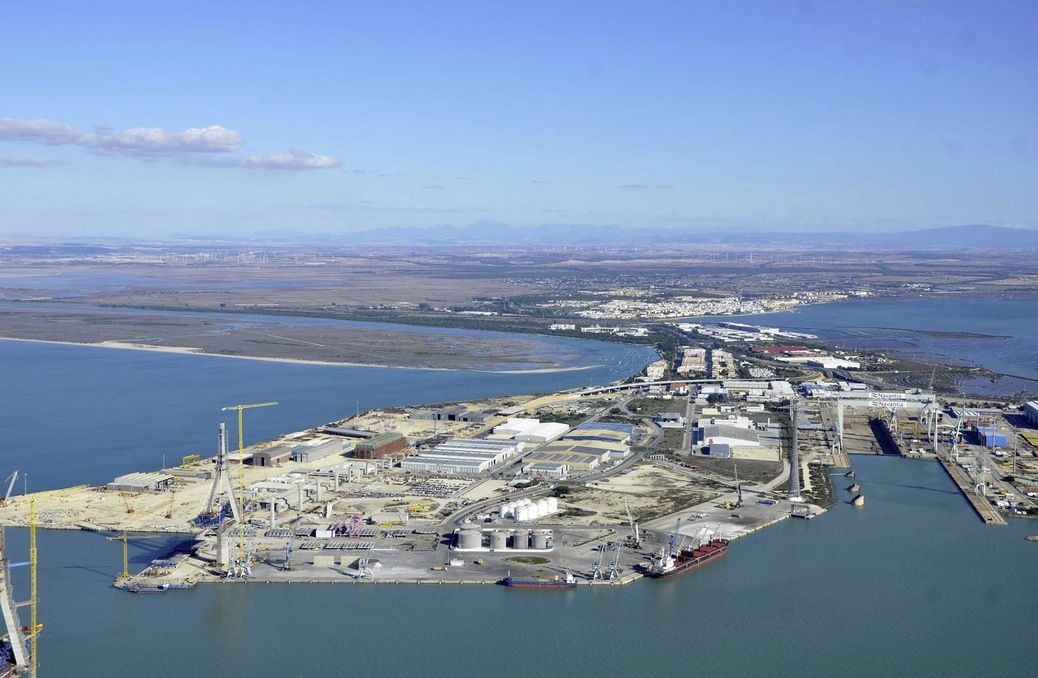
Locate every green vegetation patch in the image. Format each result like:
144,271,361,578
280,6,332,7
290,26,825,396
506,556,551,565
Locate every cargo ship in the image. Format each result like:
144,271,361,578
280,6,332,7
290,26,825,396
500,571,577,589
642,538,729,578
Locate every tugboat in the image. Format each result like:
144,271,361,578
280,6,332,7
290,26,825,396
641,520,728,579
500,570,577,589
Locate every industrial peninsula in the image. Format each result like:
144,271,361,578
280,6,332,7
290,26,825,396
3,355,1035,594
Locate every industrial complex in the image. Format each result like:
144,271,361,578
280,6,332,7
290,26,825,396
1,350,1036,596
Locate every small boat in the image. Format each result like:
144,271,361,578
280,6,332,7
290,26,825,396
1025,536,1038,543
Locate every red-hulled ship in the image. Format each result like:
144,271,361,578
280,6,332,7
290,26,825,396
642,538,729,578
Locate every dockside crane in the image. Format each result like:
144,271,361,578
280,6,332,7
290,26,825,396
590,543,606,581
623,497,640,549
668,517,681,557
0,470,17,507
607,542,623,581
734,464,744,509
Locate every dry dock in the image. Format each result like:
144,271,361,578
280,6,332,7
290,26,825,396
937,457,1007,525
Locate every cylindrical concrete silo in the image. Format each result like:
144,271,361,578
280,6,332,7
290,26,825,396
456,527,482,550
490,530,508,551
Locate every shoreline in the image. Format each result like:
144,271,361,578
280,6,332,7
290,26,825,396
0,336,601,375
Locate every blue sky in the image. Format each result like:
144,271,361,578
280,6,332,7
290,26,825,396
1,0,1035,237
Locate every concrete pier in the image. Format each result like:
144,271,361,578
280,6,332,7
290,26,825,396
938,458,1006,526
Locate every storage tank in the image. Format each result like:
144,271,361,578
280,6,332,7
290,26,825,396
490,530,508,551
531,530,549,550
512,530,529,549
515,505,531,522
546,497,559,514
535,499,550,517
527,502,541,520
456,527,482,550
500,502,514,518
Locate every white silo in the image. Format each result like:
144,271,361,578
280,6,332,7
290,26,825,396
527,502,541,520
535,499,550,517
516,505,531,522
546,497,559,514
456,527,482,551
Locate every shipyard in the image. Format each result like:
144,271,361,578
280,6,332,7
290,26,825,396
4,351,1036,596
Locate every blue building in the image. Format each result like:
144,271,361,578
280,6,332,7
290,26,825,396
974,425,1008,448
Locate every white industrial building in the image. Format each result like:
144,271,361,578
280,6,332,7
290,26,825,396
522,461,570,479
400,438,523,475
1025,401,1038,426
654,412,686,429
106,472,174,493
493,418,570,443
806,357,861,370
695,424,761,448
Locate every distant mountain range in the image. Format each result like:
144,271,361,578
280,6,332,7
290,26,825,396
5,223,1036,251
249,223,1038,250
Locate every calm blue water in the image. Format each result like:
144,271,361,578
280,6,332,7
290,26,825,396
0,338,654,492
3,457,1034,677
701,295,1038,382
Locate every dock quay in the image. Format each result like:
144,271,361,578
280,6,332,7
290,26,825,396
0,387,823,591
937,457,1007,526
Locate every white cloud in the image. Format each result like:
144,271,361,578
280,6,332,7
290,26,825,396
0,118,81,145
0,117,338,170
239,150,341,170
90,125,243,155
0,155,58,167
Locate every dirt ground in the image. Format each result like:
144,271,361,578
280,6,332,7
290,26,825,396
550,464,720,525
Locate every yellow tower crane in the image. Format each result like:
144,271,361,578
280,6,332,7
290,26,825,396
221,401,278,575
30,498,38,677
221,401,279,453
105,530,160,580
